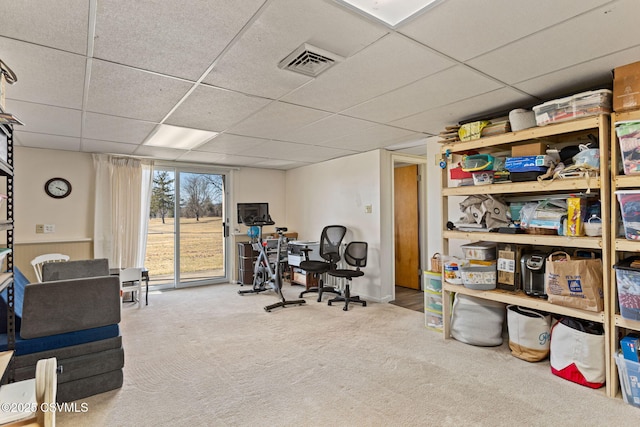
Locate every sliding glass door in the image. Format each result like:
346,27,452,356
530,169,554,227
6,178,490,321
146,166,229,288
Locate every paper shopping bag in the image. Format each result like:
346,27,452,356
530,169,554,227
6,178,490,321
545,251,604,312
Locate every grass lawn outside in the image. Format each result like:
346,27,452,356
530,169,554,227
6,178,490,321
145,216,224,283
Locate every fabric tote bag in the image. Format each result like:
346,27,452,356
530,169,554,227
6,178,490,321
506,305,551,362
549,317,605,389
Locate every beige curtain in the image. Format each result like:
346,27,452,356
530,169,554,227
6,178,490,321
93,154,154,268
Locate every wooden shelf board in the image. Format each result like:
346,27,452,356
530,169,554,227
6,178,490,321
614,175,640,189
443,230,603,249
615,238,640,252
443,282,605,322
443,178,601,196
615,315,640,331
442,116,604,153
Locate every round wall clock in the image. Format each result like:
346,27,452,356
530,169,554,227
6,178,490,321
44,177,72,199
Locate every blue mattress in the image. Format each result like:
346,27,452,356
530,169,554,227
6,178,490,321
0,324,120,356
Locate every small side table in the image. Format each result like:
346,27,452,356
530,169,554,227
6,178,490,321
110,268,150,306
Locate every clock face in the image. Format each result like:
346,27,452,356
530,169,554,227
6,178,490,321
45,178,72,199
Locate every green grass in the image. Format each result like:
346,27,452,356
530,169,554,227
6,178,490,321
145,216,223,277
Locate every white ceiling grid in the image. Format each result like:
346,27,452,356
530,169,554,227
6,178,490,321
1,0,639,169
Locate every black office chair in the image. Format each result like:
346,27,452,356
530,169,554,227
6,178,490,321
299,225,347,302
327,241,368,311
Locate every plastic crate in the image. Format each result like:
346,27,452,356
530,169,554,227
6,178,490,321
615,120,640,175
615,353,640,408
533,89,612,126
423,271,442,292
616,190,640,241
425,309,443,330
424,289,443,312
614,257,640,321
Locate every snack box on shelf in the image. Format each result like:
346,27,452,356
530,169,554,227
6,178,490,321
505,155,555,172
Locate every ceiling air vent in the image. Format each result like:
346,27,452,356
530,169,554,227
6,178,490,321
278,43,343,77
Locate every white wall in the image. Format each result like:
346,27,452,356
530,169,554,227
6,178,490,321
426,136,444,258
286,150,385,301
15,147,94,243
231,167,286,236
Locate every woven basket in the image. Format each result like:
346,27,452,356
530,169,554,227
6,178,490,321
431,253,442,273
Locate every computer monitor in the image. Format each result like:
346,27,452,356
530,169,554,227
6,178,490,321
237,202,270,225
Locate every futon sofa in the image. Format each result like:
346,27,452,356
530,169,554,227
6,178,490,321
1,259,124,402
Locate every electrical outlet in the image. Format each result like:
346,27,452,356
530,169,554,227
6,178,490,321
36,224,44,233
365,204,372,214
44,224,55,233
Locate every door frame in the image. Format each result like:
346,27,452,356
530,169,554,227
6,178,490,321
390,153,428,301
151,161,234,289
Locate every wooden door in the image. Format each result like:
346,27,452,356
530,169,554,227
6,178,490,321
394,164,420,289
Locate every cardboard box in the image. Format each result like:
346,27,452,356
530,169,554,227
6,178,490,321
621,334,640,362
511,142,547,157
613,61,640,112
496,243,527,291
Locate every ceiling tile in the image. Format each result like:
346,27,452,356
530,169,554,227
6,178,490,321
165,85,271,132
282,34,455,112
283,145,358,163
514,45,640,100
467,0,640,84
93,0,266,80
0,0,89,54
196,133,266,154
320,124,421,152
226,101,331,140
5,100,81,137
0,38,86,109
177,151,263,166
14,132,81,151
83,113,157,144
252,159,310,170
343,65,504,123
391,87,537,134
399,0,611,62
81,139,139,155
235,140,309,158
132,145,187,161
278,114,376,145
86,60,193,122
202,0,387,99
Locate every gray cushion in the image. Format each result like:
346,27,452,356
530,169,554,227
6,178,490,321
42,258,109,281
20,276,120,339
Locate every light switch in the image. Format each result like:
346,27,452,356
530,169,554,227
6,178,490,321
365,205,372,214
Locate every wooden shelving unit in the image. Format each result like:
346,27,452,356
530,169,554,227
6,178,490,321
440,115,613,395
609,109,640,399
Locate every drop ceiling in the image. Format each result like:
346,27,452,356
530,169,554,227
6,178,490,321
1,0,639,170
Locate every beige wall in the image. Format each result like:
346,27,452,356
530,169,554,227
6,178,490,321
15,147,94,243
285,150,385,301
13,147,95,275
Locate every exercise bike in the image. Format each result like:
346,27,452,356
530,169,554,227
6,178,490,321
238,215,306,312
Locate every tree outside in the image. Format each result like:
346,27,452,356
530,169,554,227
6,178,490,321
147,170,225,282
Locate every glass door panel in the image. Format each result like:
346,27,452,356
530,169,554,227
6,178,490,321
177,171,226,286
146,169,176,287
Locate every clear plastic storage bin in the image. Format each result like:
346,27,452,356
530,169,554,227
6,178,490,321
533,89,612,126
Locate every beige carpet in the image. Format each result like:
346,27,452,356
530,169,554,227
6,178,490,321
58,283,638,426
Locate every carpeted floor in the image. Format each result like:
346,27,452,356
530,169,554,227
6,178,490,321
58,283,638,426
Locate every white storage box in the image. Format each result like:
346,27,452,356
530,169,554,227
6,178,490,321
461,241,497,260
533,89,612,126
